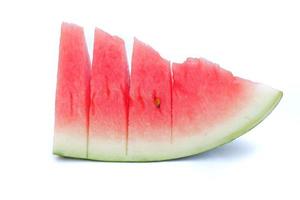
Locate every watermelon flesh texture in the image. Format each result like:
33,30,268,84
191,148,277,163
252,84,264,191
53,23,91,158
171,58,283,159
127,39,172,160
88,28,129,161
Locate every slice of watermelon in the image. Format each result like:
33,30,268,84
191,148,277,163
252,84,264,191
171,58,283,159
53,24,282,161
127,39,172,161
53,23,91,158
88,28,129,161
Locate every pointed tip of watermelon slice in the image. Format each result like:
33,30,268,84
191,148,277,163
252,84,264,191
94,27,124,44
60,22,84,32
208,88,282,148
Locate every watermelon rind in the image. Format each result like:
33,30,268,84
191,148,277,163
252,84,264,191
53,129,88,159
80,85,282,162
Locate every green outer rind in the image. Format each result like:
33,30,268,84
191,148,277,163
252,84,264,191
54,90,282,162
53,149,88,160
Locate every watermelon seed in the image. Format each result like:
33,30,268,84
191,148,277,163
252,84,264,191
154,97,161,108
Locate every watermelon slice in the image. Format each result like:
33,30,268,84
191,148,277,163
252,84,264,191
171,58,283,159
88,28,129,161
53,24,282,161
127,39,172,160
53,23,91,158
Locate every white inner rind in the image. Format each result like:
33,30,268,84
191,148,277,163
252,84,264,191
53,127,87,159
88,134,126,161
127,138,172,161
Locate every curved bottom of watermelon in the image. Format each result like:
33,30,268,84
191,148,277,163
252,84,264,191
130,85,281,162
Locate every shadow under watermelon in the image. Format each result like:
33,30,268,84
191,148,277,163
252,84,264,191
175,139,256,162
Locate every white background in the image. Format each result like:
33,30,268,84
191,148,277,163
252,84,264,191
0,0,299,199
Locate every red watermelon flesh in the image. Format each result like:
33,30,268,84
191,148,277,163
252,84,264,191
127,39,172,160
53,23,91,158
88,28,129,160
171,58,282,158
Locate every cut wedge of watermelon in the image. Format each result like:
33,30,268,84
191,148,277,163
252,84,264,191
170,58,282,159
127,39,172,160
53,24,282,161
88,28,129,161
53,23,91,158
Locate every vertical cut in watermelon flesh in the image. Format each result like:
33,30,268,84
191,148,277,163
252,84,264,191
171,58,283,159
88,28,129,161
53,23,91,158
127,39,172,160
